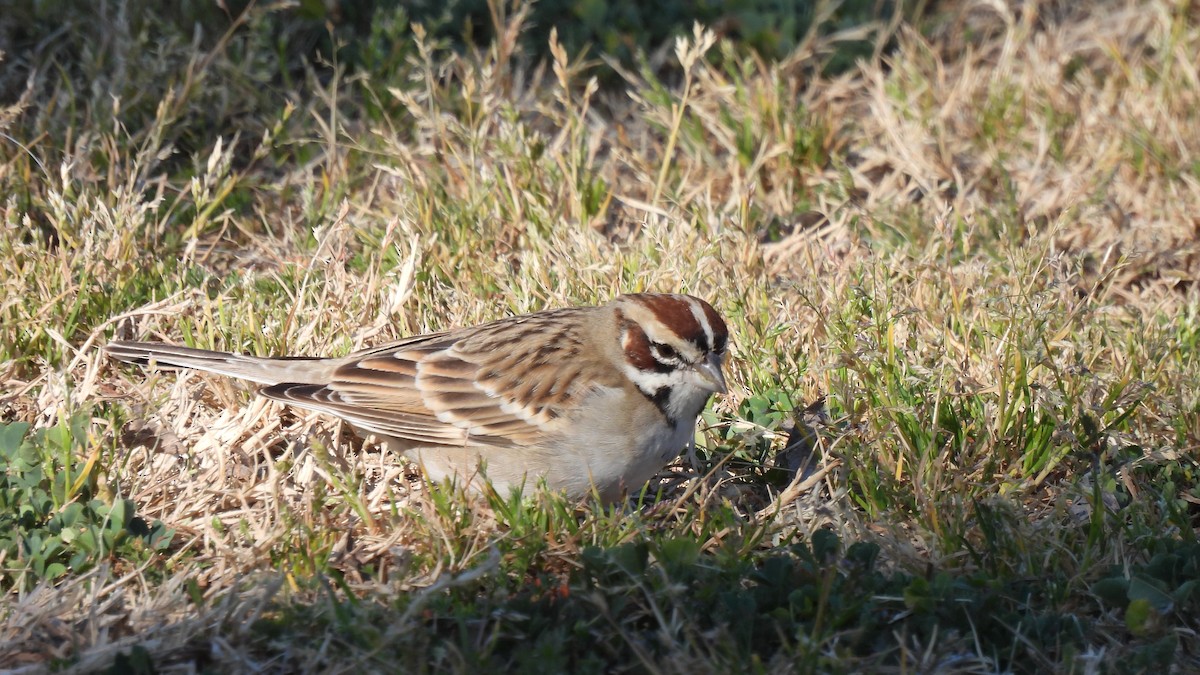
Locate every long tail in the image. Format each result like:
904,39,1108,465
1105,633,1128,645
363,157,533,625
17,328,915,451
104,341,337,386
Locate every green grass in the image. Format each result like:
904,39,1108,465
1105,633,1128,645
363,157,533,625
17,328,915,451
2,0,1200,672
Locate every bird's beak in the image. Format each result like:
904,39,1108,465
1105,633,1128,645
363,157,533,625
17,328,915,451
695,352,727,394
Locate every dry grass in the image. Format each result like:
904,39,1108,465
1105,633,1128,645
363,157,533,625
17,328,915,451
2,0,1199,671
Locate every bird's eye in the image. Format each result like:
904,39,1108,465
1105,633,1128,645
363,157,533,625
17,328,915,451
650,342,680,363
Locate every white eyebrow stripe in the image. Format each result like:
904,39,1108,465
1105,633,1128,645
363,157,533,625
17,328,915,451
687,296,714,351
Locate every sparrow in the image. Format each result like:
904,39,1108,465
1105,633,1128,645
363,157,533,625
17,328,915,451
105,293,729,502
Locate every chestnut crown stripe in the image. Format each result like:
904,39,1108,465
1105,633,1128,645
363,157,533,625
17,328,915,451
629,293,728,354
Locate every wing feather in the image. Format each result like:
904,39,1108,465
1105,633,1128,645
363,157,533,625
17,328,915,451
256,308,620,450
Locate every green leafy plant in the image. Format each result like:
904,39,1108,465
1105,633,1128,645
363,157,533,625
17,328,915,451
0,416,174,593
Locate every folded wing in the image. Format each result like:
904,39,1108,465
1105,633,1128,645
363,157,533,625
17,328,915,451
259,309,616,449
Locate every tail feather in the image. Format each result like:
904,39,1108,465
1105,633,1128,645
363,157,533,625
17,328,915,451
104,340,334,386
